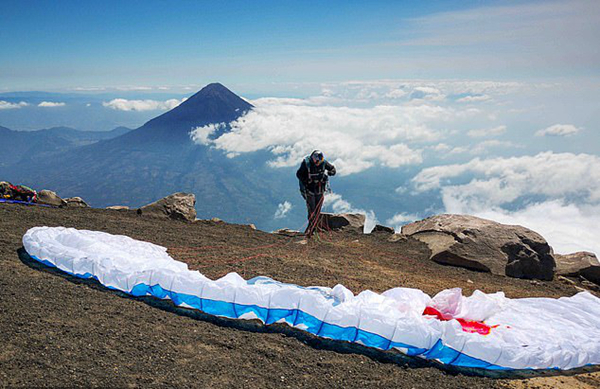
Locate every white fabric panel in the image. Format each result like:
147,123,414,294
170,271,208,296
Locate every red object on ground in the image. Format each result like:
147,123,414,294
422,306,497,335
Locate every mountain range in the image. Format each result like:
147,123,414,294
0,125,130,168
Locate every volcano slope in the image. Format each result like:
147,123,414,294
1,203,599,388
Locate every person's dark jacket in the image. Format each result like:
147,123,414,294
296,158,336,195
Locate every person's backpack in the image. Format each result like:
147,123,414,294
9,184,37,202
0,182,14,199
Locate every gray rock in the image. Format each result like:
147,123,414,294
320,213,365,232
372,224,395,234
65,197,89,208
273,228,302,237
137,193,196,222
401,214,556,280
106,205,130,211
387,234,408,243
555,251,600,285
37,190,67,207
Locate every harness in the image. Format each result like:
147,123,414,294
302,156,329,196
7,184,37,202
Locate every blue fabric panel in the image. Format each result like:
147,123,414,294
0,199,52,207
318,321,359,343
265,308,296,325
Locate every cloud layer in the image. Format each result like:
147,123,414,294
411,152,600,255
38,101,66,107
103,98,185,112
535,124,581,137
467,125,506,138
190,97,462,175
0,101,29,110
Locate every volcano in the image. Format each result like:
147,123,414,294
0,83,286,227
120,83,253,144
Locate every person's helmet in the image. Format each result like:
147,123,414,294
311,150,324,166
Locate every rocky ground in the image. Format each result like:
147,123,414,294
1,203,599,388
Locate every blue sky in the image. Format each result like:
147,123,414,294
3,0,599,92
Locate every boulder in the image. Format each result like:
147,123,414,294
106,205,130,211
137,193,196,222
320,213,365,232
37,190,67,207
372,224,395,234
555,251,600,285
273,228,302,237
65,197,89,208
401,214,556,280
387,234,408,243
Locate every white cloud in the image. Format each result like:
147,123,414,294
323,193,377,233
456,94,491,103
274,201,292,219
535,124,581,137
115,86,153,91
410,86,445,101
102,98,185,112
190,123,225,145
386,213,420,231
0,101,29,110
72,87,106,91
470,140,517,155
327,80,525,102
473,201,600,256
38,101,66,107
384,89,408,99
467,125,506,138
430,143,451,152
412,152,600,201
190,98,455,175
411,152,600,256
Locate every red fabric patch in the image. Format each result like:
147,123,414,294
423,306,497,335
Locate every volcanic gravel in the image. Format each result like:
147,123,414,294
1,203,598,388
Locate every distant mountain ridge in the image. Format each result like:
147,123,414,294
0,125,131,167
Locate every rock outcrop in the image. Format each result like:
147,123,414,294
401,214,556,280
106,205,130,211
555,251,600,285
320,213,365,232
137,193,196,222
372,224,394,234
65,197,89,208
37,190,67,207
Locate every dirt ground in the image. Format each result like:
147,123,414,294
1,203,599,388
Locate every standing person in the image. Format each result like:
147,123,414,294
296,150,336,235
